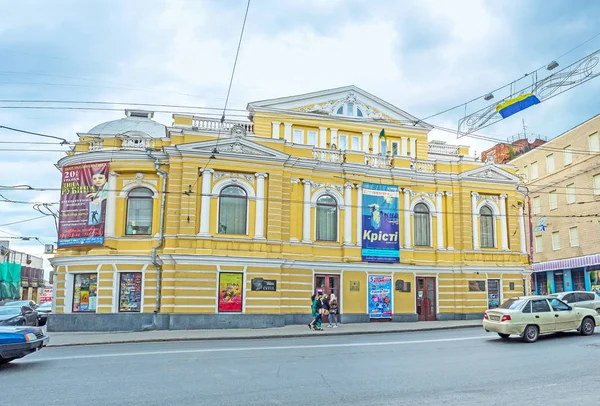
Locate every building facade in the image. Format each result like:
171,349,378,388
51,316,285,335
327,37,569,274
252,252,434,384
481,136,546,164
50,86,530,331
512,114,600,295
0,245,44,304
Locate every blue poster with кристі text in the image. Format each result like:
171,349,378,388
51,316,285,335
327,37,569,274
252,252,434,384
361,183,400,263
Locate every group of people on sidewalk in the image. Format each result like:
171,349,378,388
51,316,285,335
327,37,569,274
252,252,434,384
309,292,339,331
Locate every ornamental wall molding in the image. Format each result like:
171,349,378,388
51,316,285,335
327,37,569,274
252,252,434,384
477,194,499,203
310,182,344,193
299,92,386,120
213,171,255,183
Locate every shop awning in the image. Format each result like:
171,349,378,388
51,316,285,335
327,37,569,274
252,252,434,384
532,254,600,273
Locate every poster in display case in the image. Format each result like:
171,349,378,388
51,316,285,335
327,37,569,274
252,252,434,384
119,272,142,312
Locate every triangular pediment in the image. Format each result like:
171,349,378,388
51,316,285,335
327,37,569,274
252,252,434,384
247,85,431,129
459,163,520,183
173,137,289,162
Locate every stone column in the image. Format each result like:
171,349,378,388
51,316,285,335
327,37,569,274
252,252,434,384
356,185,363,247
401,137,408,156
198,169,214,236
283,123,292,143
500,194,509,250
271,122,280,139
254,173,268,239
410,138,417,158
290,179,300,242
372,133,379,154
362,132,371,153
446,192,454,250
302,180,312,243
436,191,445,250
319,127,328,148
471,192,479,250
518,204,527,254
104,171,119,238
344,183,353,245
403,188,412,248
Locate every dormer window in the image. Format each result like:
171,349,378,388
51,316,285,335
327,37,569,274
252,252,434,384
335,103,364,117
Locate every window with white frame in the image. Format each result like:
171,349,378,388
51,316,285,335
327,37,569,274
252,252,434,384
535,235,544,253
351,136,360,151
531,161,539,179
72,273,98,313
569,226,579,247
566,183,576,204
552,231,560,250
293,129,304,144
380,139,387,155
522,165,528,181
218,185,247,235
126,187,154,235
316,195,337,242
533,196,541,215
335,103,364,117
413,203,430,246
480,205,495,248
549,190,558,210
546,154,554,173
307,130,317,147
392,141,399,156
563,145,572,166
594,174,600,195
589,132,599,153
339,134,348,151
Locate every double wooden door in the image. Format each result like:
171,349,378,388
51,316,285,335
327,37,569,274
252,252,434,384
416,277,436,321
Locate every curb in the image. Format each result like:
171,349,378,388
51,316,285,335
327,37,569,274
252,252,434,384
46,323,482,347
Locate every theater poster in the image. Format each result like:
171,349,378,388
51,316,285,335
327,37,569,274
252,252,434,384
58,162,109,247
361,183,400,263
218,272,243,312
368,275,393,319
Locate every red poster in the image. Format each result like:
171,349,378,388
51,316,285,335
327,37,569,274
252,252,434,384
58,162,109,247
218,272,243,312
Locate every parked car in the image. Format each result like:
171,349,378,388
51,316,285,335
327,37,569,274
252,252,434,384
0,326,49,364
549,291,600,313
0,306,39,326
483,296,600,343
36,302,52,326
3,300,38,309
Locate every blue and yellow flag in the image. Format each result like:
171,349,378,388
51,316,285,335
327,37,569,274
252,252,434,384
379,128,386,139
496,93,540,119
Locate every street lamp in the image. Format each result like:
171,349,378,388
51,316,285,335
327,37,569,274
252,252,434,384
483,93,494,101
546,61,559,71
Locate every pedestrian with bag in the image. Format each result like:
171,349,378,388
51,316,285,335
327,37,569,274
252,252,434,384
328,293,339,327
308,293,323,330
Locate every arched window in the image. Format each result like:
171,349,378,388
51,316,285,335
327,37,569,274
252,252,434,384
218,185,247,235
126,187,154,235
316,195,337,242
480,205,495,248
414,203,430,246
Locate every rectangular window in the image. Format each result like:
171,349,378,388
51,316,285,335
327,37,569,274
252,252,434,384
554,272,564,293
546,154,554,173
531,161,539,179
569,226,579,247
589,132,599,152
380,139,387,154
72,273,98,313
533,196,541,215
552,231,560,250
119,272,142,312
339,134,348,151
535,235,543,253
566,183,576,204
293,129,304,144
549,190,558,210
563,145,572,166
351,136,360,151
307,130,317,147
594,174,600,195
522,165,528,181
392,141,399,156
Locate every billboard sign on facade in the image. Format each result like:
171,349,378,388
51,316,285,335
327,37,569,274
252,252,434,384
218,272,243,312
368,275,393,319
361,183,400,262
58,162,110,247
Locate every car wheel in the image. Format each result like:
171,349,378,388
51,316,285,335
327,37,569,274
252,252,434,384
579,317,595,336
521,325,539,343
498,333,510,339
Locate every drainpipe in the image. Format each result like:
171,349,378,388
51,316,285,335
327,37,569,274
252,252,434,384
144,155,168,330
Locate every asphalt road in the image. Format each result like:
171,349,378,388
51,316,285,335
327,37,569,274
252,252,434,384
2,328,600,405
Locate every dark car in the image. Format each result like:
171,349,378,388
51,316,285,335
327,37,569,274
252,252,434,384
0,326,49,364
0,306,39,326
3,300,38,309
35,302,52,326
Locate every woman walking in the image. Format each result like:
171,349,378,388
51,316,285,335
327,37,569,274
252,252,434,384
308,294,323,330
328,293,339,327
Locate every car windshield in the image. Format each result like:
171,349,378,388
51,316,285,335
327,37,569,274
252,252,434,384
38,303,51,309
0,307,21,315
498,299,528,310
4,301,30,307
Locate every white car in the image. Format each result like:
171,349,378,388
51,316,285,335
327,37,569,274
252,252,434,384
549,291,600,313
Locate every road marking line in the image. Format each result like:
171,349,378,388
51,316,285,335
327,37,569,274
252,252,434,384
27,335,489,362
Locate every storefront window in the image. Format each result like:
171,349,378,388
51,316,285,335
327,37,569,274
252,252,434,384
72,273,97,313
572,270,585,291
537,272,548,295
119,272,142,312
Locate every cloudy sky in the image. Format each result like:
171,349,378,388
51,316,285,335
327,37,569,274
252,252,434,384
1,0,600,275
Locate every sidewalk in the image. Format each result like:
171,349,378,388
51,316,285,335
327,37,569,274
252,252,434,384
45,320,482,347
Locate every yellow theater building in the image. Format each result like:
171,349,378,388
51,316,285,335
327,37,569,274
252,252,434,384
49,86,530,331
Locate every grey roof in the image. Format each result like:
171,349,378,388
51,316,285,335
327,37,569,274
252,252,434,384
88,110,166,138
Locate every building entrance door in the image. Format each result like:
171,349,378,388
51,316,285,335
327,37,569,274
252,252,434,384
416,277,436,321
315,274,341,323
